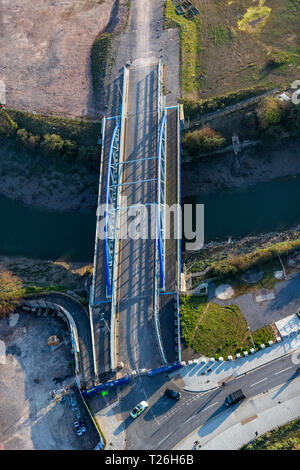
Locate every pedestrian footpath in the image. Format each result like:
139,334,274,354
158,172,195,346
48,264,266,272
175,379,300,450
172,334,300,392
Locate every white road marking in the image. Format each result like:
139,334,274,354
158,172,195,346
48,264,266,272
274,366,292,375
250,377,268,387
202,401,219,411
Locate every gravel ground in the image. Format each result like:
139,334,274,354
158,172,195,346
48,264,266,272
0,311,97,449
0,0,115,117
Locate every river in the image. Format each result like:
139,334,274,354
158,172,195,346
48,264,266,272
1,175,299,260
183,175,300,243
0,195,95,261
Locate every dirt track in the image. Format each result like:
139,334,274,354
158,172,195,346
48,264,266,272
0,0,117,117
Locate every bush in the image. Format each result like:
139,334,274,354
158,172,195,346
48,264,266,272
181,126,226,156
90,33,113,93
267,50,289,68
0,110,18,136
257,96,284,129
182,86,271,120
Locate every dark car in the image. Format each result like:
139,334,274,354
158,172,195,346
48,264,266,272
224,389,246,407
164,389,181,400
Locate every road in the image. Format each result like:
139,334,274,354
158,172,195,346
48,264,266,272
115,352,300,449
116,60,161,373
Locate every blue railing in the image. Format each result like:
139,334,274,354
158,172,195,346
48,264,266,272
82,375,131,398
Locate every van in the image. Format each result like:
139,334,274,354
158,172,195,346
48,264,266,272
224,389,246,407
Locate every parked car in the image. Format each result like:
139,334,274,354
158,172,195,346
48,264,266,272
74,421,83,436
130,401,148,419
78,420,86,433
70,397,77,409
164,389,181,400
296,365,300,373
224,389,246,407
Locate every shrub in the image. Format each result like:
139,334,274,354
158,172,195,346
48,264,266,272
257,96,284,129
181,126,226,156
42,133,65,157
90,33,113,93
0,110,18,136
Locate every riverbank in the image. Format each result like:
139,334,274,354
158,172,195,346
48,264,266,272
182,136,300,197
0,255,92,292
0,140,98,213
183,225,300,274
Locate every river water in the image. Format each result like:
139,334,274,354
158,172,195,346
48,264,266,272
0,175,299,260
0,195,95,261
183,174,300,243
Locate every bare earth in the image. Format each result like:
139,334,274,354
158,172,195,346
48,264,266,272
0,312,98,449
0,0,116,117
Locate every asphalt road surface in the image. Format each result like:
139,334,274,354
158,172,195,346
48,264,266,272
115,353,300,449
116,60,161,373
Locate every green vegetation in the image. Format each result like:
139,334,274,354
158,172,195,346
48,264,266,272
182,86,272,120
242,418,300,450
164,0,199,95
0,266,67,318
206,239,300,280
181,126,226,157
180,296,275,357
0,269,23,317
237,1,272,34
0,108,99,168
90,33,113,94
170,0,300,101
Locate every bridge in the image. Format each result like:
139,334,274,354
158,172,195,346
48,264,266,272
89,58,181,381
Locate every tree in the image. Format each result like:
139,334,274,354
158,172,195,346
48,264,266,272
181,126,226,156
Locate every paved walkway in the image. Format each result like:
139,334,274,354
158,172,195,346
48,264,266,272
209,274,300,331
174,379,300,450
95,401,125,450
173,334,300,392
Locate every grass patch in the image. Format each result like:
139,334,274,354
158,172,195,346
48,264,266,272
238,1,272,34
90,33,113,95
242,418,300,450
175,0,300,99
180,296,275,357
164,0,199,95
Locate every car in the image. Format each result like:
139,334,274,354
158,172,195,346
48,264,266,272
70,397,77,409
224,389,246,407
164,389,181,400
74,421,83,436
130,401,148,419
297,365,300,373
78,420,86,433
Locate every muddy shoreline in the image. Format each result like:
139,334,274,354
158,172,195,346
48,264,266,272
182,136,300,198
0,140,98,213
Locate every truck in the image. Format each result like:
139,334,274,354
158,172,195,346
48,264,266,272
224,389,246,407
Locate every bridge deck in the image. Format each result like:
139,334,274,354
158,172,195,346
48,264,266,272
116,62,161,373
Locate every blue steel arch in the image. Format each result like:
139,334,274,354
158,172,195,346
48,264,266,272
104,120,121,298
157,112,167,291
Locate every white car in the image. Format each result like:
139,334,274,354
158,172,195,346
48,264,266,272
130,401,148,419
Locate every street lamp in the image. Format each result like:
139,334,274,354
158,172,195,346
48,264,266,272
100,312,110,332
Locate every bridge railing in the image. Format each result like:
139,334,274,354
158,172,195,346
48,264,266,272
153,60,168,364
